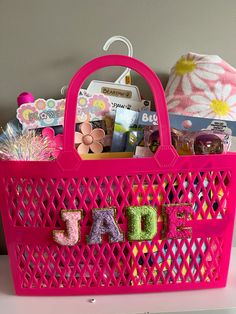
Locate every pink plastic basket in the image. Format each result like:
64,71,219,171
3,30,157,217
1,55,236,295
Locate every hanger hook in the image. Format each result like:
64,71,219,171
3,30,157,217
61,85,68,96
103,35,133,84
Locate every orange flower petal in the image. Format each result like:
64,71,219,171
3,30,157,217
90,141,103,153
77,143,89,154
80,122,92,135
75,132,83,144
91,128,105,141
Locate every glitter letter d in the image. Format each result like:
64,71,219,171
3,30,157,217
127,206,157,241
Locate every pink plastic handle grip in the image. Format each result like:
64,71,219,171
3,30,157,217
63,55,172,155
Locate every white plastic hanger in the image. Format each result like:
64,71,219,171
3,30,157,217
86,35,141,100
103,35,133,85
61,35,137,98
61,85,67,96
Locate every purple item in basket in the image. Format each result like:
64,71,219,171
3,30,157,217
194,133,224,155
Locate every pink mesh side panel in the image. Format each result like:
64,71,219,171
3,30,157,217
1,164,235,295
5,171,231,228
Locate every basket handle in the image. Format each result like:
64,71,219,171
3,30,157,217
59,55,177,167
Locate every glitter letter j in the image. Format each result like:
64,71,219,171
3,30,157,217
53,210,82,246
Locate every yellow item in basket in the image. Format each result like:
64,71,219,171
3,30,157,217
81,152,133,160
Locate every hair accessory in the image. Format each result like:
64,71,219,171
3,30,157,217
42,127,63,158
75,122,105,154
87,208,124,244
0,123,53,161
53,210,82,246
127,206,157,241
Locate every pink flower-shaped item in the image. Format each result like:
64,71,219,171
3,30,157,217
42,127,63,158
75,122,105,154
88,94,111,116
17,104,37,124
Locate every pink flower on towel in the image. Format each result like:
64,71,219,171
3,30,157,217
166,53,225,96
187,82,236,120
166,95,181,111
75,122,105,154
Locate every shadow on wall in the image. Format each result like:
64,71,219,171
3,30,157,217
128,71,170,108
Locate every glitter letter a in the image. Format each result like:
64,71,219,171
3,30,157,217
87,208,124,244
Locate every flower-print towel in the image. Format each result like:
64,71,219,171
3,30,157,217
165,52,236,121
